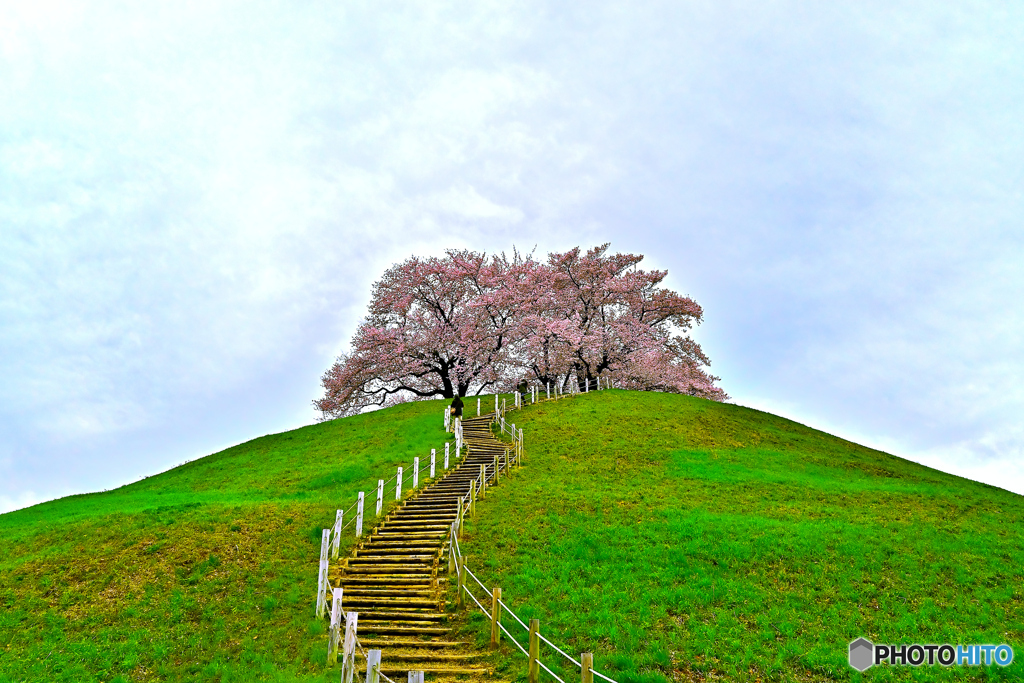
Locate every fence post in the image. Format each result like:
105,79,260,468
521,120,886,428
477,397,481,416
396,466,403,500
341,611,359,683
493,455,499,482
332,510,342,559
365,650,382,683
458,554,467,608
470,479,476,517
494,394,498,415
491,586,502,648
582,652,593,683
328,587,343,664
519,429,524,464
408,671,424,683
376,479,384,516
413,457,419,488
448,523,456,575
529,619,540,683
480,465,486,498
444,444,449,470
431,449,436,478
316,529,330,617
547,382,550,399
356,492,364,537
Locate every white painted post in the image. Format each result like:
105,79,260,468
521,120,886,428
494,394,498,415
477,397,481,416
365,650,382,683
519,429,524,462
546,382,550,399
332,509,342,559
341,611,359,683
376,479,384,516
328,587,343,664
408,672,424,683
316,529,330,617
444,406,450,431
355,492,364,537
586,377,589,392
413,457,419,488
396,466,403,500
444,443,449,469
431,449,437,477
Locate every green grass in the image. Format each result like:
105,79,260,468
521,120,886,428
0,399,456,683
457,390,1024,682
3,391,1022,682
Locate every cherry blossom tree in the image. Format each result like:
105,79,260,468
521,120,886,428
314,249,535,418
315,244,726,419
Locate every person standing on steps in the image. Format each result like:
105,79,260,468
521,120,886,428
450,394,464,428
517,378,529,405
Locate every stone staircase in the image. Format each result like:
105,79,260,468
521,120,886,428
329,414,514,681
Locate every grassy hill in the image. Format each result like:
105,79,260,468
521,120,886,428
456,391,1024,682
2,391,1022,682
0,399,456,683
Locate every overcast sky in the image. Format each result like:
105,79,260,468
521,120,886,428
2,1,1022,513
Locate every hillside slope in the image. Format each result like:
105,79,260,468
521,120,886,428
0,399,455,683
458,391,1023,682
3,391,1021,683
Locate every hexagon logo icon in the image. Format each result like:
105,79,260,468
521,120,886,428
849,638,874,671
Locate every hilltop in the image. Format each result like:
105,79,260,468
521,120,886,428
2,391,1021,682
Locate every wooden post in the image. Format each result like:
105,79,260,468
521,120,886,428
582,653,593,683
493,455,499,482
332,510,342,559
491,586,502,648
376,479,384,516
448,524,456,575
431,449,436,477
328,587,343,664
356,492,364,537
444,443,449,469
546,382,550,399
519,429,524,464
494,393,498,415
457,554,467,608
316,529,330,617
408,671,424,683
341,611,359,683
396,466,403,500
477,397,481,416
365,650,382,683
529,619,540,683
470,479,476,516
480,465,486,498
413,457,419,488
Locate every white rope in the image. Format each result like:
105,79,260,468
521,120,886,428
538,659,567,683
498,620,530,656
464,565,490,594
452,531,462,559
591,670,618,683
497,597,529,631
464,583,490,618
539,632,582,668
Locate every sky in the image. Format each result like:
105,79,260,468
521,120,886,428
2,1,1022,513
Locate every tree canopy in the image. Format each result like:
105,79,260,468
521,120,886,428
314,244,726,419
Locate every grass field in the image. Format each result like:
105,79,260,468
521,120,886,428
0,399,455,683
2,390,1021,682
457,390,1024,682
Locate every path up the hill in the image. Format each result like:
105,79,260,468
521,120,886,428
329,414,513,681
